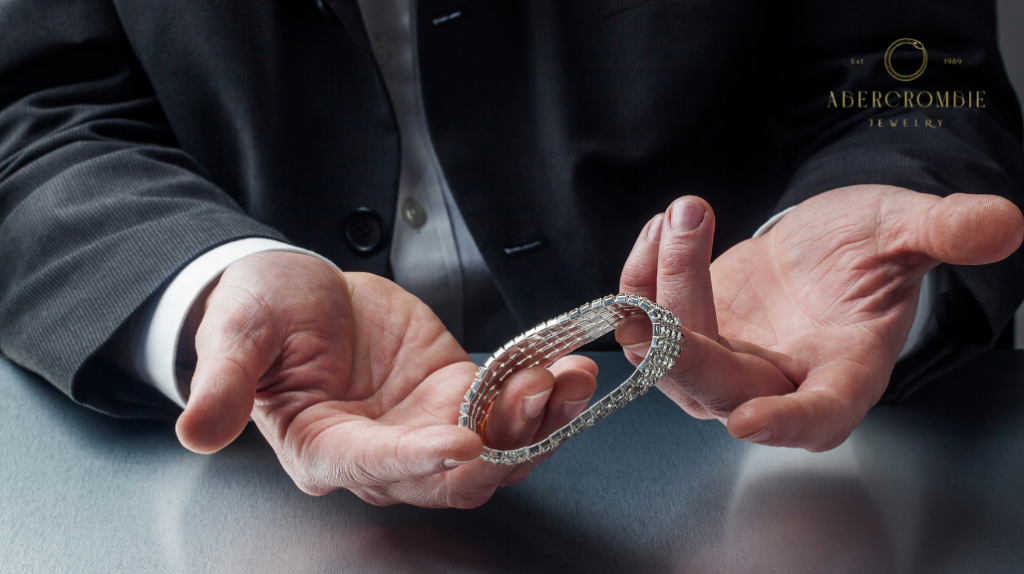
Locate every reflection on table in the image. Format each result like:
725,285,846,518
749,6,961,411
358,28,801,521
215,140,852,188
2,351,1022,573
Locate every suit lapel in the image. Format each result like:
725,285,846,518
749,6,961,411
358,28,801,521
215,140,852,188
318,0,374,57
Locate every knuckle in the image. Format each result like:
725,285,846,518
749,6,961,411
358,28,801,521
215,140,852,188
665,360,703,393
292,475,332,496
701,403,738,420
620,265,655,292
354,489,398,507
288,461,338,496
337,459,387,488
658,253,705,283
334,439,400,488
698,386,744,417
686,404,721,420
304,456,382,494
669,391,714,419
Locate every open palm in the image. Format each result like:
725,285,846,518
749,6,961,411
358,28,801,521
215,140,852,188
176,253,597,506
619,185,1022,450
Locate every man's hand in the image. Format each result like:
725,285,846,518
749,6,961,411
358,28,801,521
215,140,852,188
618,185,1022,451
174,252,597,507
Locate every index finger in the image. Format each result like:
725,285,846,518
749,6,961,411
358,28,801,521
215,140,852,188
632,327,798,418
726,342,887,451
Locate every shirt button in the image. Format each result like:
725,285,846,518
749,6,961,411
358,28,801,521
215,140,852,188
372,36,391,65
343,208,388,255
401,198,428,229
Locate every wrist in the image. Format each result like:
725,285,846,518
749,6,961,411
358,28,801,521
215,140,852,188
173,277,220,402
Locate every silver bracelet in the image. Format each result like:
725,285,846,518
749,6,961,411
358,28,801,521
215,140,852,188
458,294,683,465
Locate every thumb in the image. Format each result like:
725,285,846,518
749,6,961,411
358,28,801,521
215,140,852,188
909,192,1024,266
176,284,281,454
617,197,719,353
317,422,484,490
656,197,719,339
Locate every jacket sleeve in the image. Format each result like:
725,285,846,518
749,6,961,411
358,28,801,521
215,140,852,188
763,0,1024,400
0,0,288,418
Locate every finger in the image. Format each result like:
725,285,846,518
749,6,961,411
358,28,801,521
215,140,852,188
544,356,598,431
617,214,664,351
724,337,808,384
537,363,598,442
620,213,663,300
620,335,716,420
657,197,718,338
500,356,600,485
617,202,716,361
434,366,557,494
378,362,590,506
176,285,281,454
636,327,797,418
543,354,599,427
296,418,484,496
386,366,557,506
621,323,718,420
621,198,734,419
482,366,558,450
726,359,879,452
893,192,1024,266
548,353,599,380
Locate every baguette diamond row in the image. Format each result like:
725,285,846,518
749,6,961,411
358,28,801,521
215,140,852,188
458,294,683,465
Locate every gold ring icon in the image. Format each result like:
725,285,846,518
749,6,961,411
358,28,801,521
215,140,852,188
884,38,928,82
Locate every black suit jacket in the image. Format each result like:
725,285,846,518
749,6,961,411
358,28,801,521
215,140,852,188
1,0,1022,418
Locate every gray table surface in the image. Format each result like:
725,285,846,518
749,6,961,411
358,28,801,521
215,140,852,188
2,351,1023,574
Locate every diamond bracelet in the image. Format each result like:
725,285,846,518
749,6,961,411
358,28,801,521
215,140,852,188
457,294,683,466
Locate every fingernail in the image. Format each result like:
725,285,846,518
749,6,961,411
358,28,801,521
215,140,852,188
562,398,589,420
646,214,664,241
742,428,774,444
442,458,476,469
523,388,552,420
669,200,705,232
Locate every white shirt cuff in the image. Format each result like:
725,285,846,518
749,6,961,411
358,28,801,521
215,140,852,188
125,238,340,408
752,206,936,361
752,206,795,238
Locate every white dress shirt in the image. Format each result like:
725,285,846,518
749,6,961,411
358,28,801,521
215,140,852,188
363,0,467,342
123,4,937,407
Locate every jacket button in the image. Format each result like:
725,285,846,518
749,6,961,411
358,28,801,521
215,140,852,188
344,208,388,255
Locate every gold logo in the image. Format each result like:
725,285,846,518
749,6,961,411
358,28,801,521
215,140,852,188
884,38,928,82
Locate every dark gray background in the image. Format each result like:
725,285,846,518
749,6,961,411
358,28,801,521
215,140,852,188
999,0,1023,95
1000,0,1024,346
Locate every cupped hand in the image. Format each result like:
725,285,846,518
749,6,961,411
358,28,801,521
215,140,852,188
618,186,1022,451
174,252,597,507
